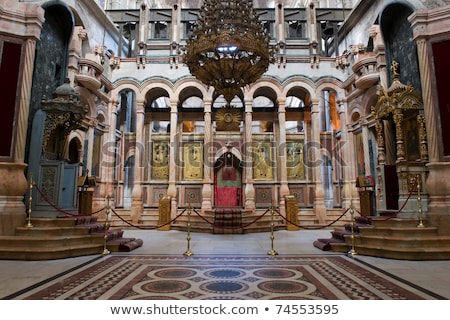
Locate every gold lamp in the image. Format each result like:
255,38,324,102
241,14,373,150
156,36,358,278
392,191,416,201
184,0,273,105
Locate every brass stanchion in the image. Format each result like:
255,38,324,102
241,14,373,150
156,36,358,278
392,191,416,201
267,204,278,256
348,200,357,256
102,195,111,255
183,203,194,256
416,175,425,228
25,173,34,228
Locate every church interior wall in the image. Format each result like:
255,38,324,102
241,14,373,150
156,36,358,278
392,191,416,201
2,0,450,236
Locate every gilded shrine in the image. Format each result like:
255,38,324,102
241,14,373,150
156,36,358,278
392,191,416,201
372,61,428,215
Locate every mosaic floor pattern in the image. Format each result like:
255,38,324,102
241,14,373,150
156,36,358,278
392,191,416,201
13,254,442,300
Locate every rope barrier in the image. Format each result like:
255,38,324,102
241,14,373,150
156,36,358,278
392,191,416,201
30,174,421,232
362,174,420,222
273,207,352,230
29,185,356,232
190,207,272,229
33,183,94,217
110,207,187,230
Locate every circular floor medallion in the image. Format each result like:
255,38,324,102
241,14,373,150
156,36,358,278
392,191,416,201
204,269,245,279
257,280,307,294
141,280,191,293
253,268,296,278
200,280,248,294
134,296,178,300
154,268,197,278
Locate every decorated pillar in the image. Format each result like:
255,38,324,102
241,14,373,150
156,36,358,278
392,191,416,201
167,99,179,216
85,122,95,175
0,1,43,235
361,121,371,176
244,98,255,211
338,99,356,209
201,99,213,211
417,111,428,162
307,2,319,67
99,97,119,202
393,109,405,162
310,98,326,223
370,25,388,90
409,9,450,233
68,27,87,84
277,98,289,215
131,99,145,223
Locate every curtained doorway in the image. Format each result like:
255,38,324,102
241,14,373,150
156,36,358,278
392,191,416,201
214,152,242,207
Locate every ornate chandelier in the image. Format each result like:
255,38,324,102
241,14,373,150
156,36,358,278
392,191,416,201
184,0,273,105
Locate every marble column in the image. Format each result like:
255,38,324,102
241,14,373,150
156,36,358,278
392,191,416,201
277,98,290,215
97,98,119,207
85,122,95,175
338,99,356,209
1,36,40,235
131,99,145,223
410,8,450,234
167,99,179,217
393,110,405,162
244,98,255,211
361,121,371,176
310,99,326,224
201,99,213,212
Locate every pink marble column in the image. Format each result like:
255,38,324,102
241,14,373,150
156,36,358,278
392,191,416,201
131,99,145,223
167,99,179,217
409,7,450,234
0,1,44,236
244,98,256,211
277,98,290,216
310,99,326,224
201,99,213,211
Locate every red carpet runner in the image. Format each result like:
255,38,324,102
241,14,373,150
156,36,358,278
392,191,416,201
213,208,243,234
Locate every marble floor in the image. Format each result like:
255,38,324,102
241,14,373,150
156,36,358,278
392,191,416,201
1,228,450,299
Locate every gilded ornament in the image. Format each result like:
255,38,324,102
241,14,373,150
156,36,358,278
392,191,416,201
215,107,242,131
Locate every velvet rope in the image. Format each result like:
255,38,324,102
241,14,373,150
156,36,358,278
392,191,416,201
109,207,187,230
358,174,420,222
274,207,351,230
32,174,421,231
33,183,95,217
190,207,272,229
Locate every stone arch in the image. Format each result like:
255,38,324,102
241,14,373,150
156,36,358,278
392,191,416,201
253,86,279,106
177,86,204,106
285,86,312,106
141,78,175,102
248,78,283,102
379,1,421,93
65,132,83,164
174,79,210,103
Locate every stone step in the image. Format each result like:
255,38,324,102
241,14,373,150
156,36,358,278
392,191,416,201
328,242,350,253
0,243,104,260
0,215,143,260
369,217,422,228
349,244,450,260
347,234,450,248
28,217,78,227
316,216,450,260
15,226,91,237
358,226,438,237
0,235,103,248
